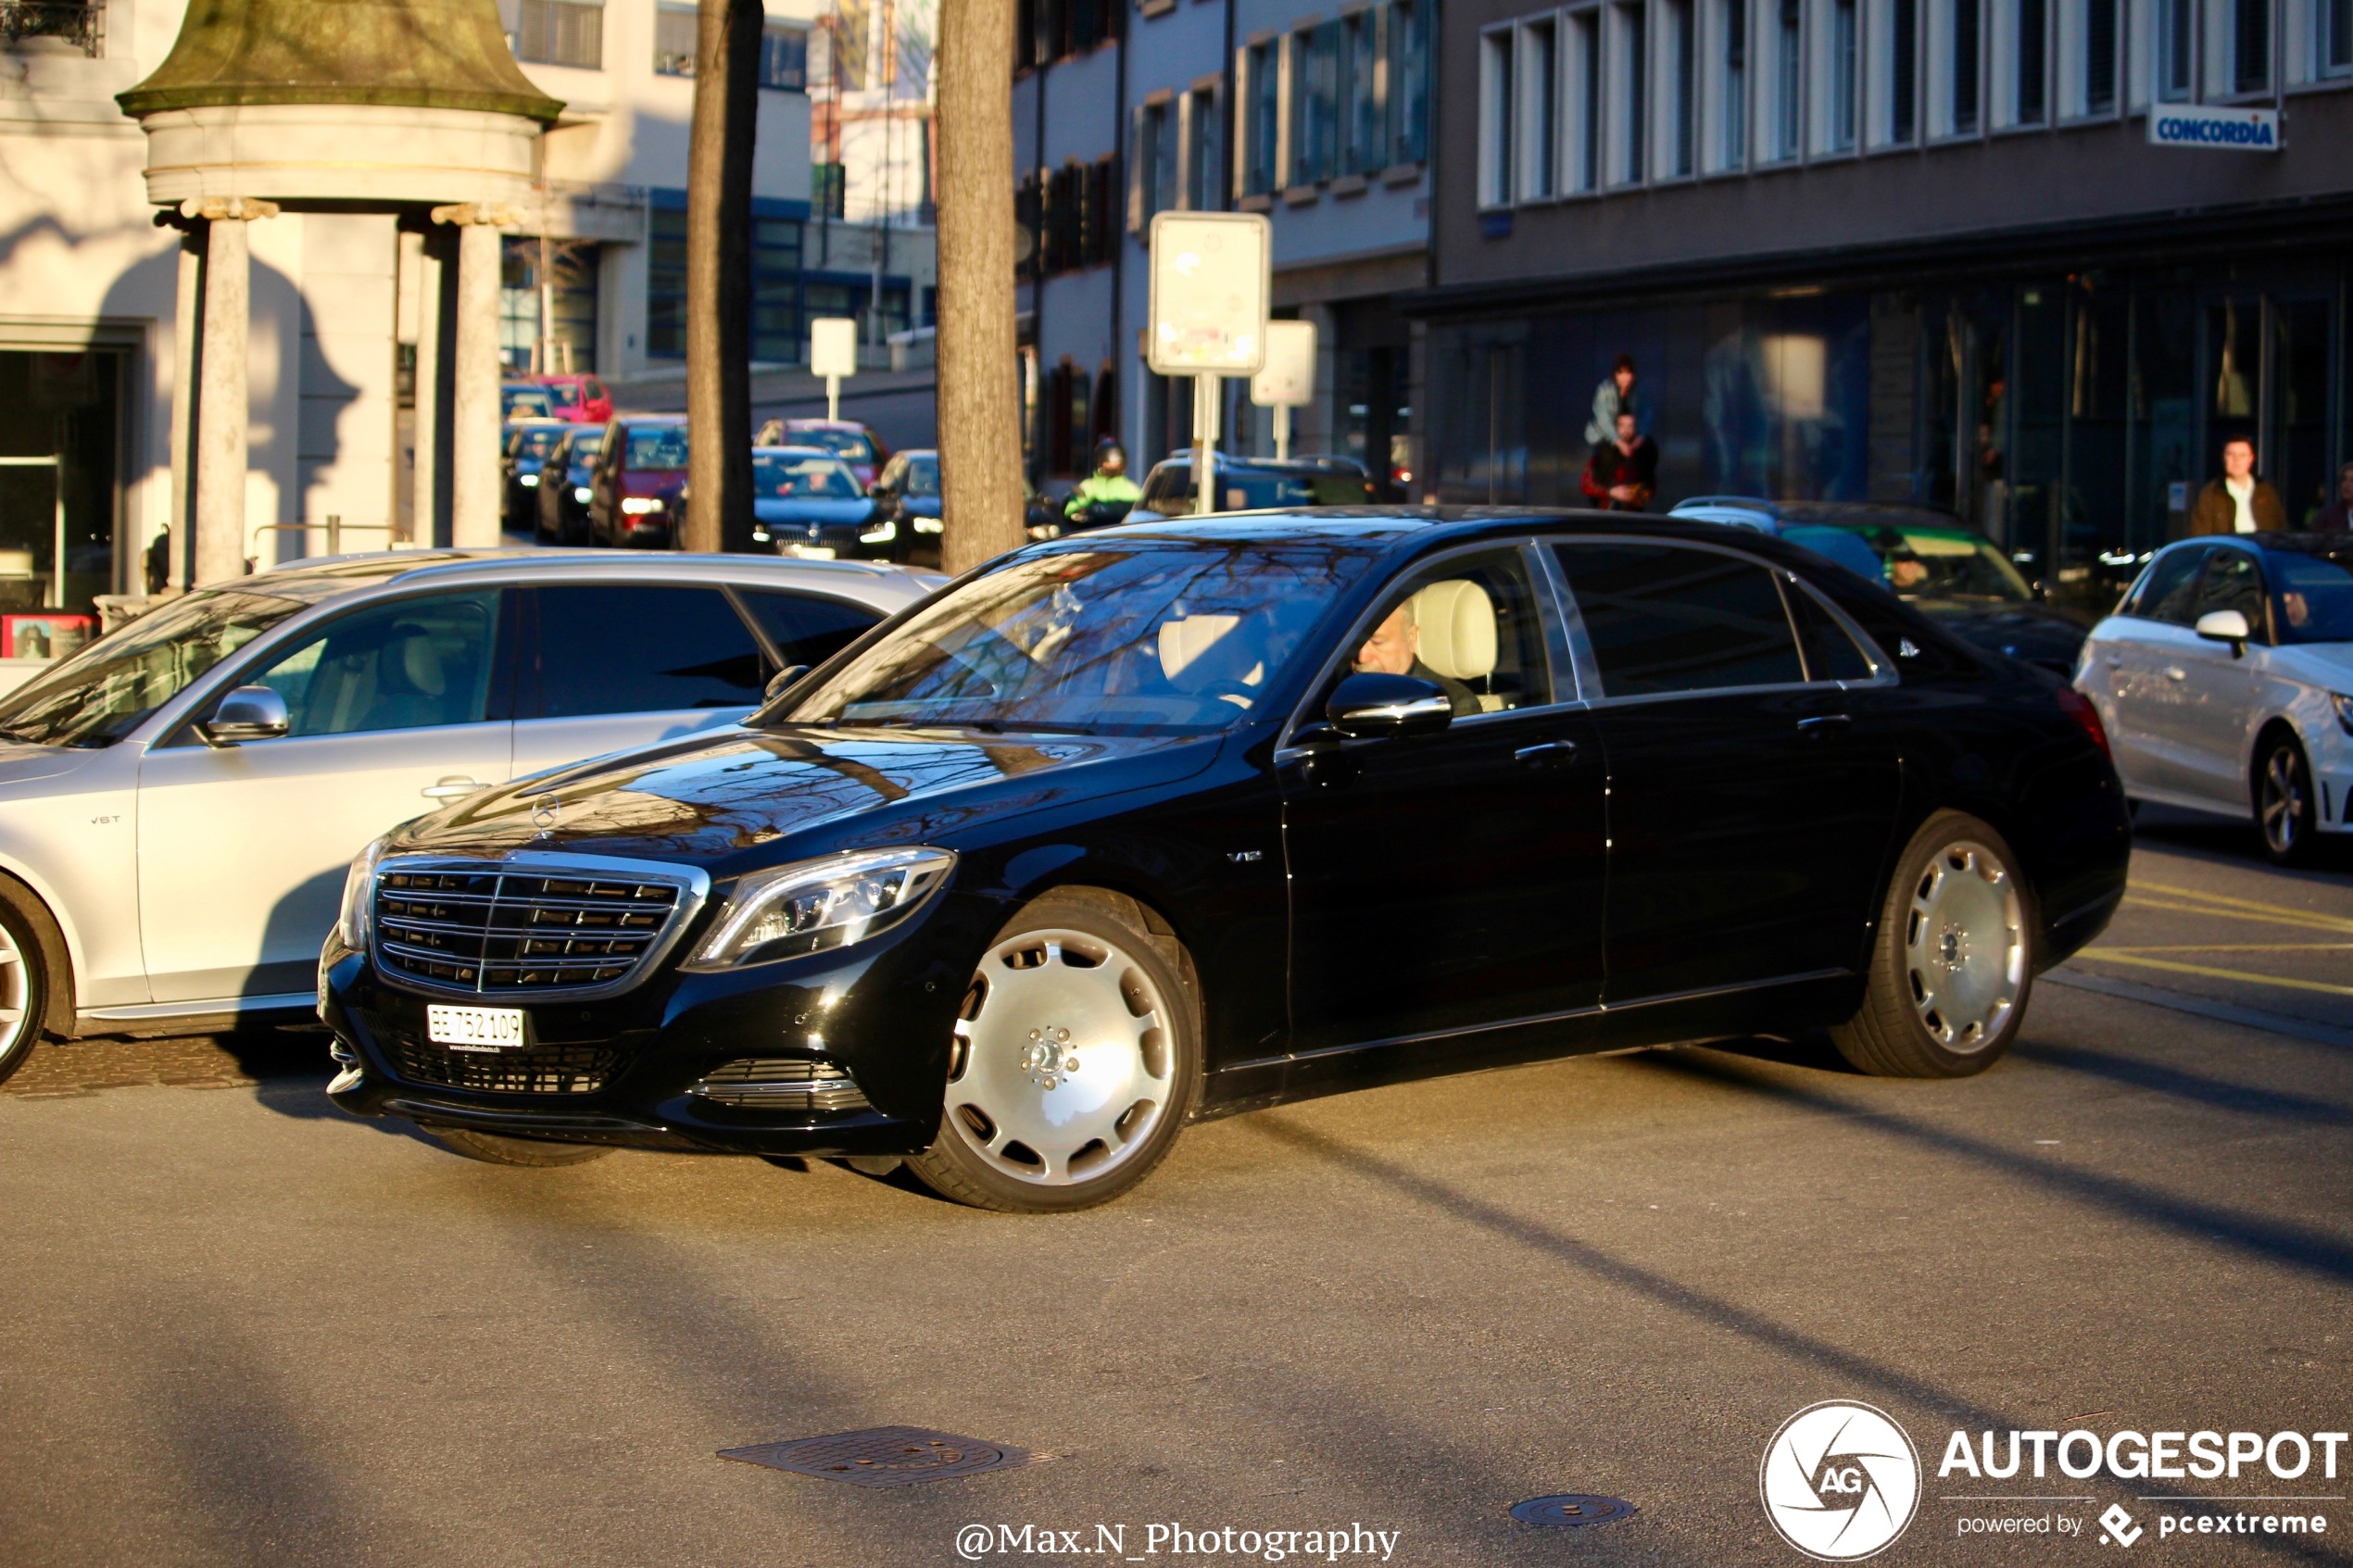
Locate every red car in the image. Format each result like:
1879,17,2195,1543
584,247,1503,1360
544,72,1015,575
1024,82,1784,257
532,373,614,424
587,417,689,548
757,417,890,488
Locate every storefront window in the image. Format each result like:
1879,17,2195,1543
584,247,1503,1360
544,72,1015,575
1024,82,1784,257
0,350,120,628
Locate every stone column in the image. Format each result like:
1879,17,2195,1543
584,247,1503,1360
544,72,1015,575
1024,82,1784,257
412,231,444,547
182,197,277,585
432,204,522,548
167,227,203,591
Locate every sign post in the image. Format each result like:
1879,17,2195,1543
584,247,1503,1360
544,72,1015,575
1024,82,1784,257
809,316,860,422
1147,212,1270,518
1250,319,1317,461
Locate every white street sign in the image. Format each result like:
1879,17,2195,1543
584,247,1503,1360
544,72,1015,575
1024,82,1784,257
2147,104,2280,151
1147,212,1270,377
809,316,860,377
1251,320,1317,408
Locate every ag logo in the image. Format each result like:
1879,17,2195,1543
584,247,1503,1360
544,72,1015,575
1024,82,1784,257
1760,1400,1922,1561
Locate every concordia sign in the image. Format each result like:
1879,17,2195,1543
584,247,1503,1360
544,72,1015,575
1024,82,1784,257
2148,103,2281,150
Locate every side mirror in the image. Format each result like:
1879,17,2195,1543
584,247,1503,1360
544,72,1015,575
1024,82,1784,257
2195,608,2251,654
203,684,290,746
1326,671,1453,739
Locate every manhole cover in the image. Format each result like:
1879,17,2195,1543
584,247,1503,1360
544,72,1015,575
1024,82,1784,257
1511,1494,1636,1527
719,1426,1049,1488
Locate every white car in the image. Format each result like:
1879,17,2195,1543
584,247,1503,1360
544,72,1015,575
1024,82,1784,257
0,550,939,1084
2073,534,2353,864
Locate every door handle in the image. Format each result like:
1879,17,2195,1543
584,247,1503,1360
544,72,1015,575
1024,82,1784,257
1514,739,1579,768
1796,713,1853,734
421,776,489,800
2164,667,2187,682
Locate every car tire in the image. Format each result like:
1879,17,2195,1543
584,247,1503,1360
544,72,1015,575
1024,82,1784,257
0,891,54,1089
426,1127,616,1167
907,891,1202,1213
2254,731,2318,867
1830,811,2033,1079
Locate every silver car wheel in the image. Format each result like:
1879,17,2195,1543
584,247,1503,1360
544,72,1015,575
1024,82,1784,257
2259,745,2308,856
0,919,31,1064
942,926,1174,1186
1904,840,2026,1053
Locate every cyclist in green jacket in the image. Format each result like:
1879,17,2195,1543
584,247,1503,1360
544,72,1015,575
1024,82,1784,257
1064,438,1142,523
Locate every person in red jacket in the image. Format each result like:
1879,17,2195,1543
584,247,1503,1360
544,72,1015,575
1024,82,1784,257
1581,411,1657,511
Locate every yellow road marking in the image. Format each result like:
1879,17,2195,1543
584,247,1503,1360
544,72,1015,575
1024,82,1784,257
2121,896,2353,936
2097,943,2353,953
2133,881,2353,932
2076,949,2353,997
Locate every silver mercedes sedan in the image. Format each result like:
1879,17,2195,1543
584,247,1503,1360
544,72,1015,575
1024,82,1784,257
0,550,939,1083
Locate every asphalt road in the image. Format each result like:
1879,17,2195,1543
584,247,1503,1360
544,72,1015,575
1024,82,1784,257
3,809,2348,1567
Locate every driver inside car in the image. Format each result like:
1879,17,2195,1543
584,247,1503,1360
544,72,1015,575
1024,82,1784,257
1353,596,1478,715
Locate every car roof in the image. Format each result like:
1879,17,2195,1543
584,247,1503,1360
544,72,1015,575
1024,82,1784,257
2217,531,2353,555
1064,506,1862,557
752,445,850,459
1146,453,1369,475
617,414,686,426
1671,496,1978,533
245,548,937,604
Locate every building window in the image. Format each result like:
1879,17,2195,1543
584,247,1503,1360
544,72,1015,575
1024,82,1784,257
1291,20,1343,184
1721,0,1749,165
2324,0,2353,74
516,0,603,69
646,207,686,359
751,219,803,363
1828,0,1857,147
499,239,601,371
1519,17,1559,197
1953,0,1981,132
1666,0,1696,173
1387,0,1432,164
1617,1,1647,182
1890,0,1918,140
2084,0,2117,110
1139,98,1176,220
1479,27,1516,205
2015,0,2046,121
1343,9,1381,174
654,2,697,75
1773,0,1801,157
1243,41,1280,196
2157,0,2193,97
812,162,847,219
759,22,808,89
2233,0,2270,91
1183,85,1221,210
1570,7,1603,188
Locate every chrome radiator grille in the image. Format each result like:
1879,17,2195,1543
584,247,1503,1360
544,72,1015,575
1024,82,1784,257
372,861,693,998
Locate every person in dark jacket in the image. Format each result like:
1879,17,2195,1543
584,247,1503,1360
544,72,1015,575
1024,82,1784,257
1580,411,1657,511
2309,461,2353,531
2189,437,2287,534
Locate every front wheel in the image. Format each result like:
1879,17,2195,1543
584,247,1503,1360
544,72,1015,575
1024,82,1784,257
907,892,1202,1212
426,1126,616,1167
2255,733,2318,867
1831,811,2033,1078
0,896,50,1088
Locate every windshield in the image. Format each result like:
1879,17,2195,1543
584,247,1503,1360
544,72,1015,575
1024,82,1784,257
753,453,862,499
0,589,308,748
510,426,566,460
1155,465,1372,511
905,455,941,496
1853,529,2034,602
502,387,554,420
785,542,1372,734
2271,552,2353,644
793,428,877,463
624,426,690,470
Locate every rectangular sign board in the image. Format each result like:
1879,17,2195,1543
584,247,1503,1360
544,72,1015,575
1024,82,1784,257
1251,319,1318,408
810,316,860,378
1147,212,1270,377
2147,104,2280,151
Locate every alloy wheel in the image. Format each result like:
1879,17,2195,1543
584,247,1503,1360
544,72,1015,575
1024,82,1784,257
1903,840,2026,1053
0,917,32,1068
941,926,1174,1186
2259,743,2309,859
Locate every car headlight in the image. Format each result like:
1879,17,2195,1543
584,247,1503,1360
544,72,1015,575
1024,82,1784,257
621,496,665,515
573,485,593,503
859,519,899,545
913,518,944,533
338,834,389,949
520,473,540,487
680,847,955,971
2334,693,2353,736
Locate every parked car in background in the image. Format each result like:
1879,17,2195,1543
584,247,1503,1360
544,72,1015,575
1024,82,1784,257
746,447,881,559
533,423,606,546
501,420,573,533
500,383,557,422
529,373,612,424
2075,534,2353,865
756,418,889,488
866,448,945,563
1670,497,2092,678
319,510,2127,1207
587,418,689,548
1126,454,1377,523
0,549,937,1088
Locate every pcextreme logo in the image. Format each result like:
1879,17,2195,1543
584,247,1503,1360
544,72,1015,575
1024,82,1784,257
1761,1401,1924,1561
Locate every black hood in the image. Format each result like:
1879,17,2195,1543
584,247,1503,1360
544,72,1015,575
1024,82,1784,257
395,725,1224,873
1914,599,2089,675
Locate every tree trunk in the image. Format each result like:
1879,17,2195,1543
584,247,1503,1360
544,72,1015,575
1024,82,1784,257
685,0,763,554
935,0,1026,574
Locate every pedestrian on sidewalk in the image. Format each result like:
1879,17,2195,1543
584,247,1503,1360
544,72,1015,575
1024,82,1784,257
1581,411,1657,511
1583,353,1641,449
2190,436,2286,534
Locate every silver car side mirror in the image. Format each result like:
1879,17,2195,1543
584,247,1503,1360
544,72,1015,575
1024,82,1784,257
203,684,291,746
2194,608,2251,656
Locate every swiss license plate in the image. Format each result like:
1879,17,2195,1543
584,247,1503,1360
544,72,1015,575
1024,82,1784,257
427,1005,526,1053
786,543,838,560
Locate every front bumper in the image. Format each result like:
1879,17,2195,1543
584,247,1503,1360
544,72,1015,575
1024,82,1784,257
319,889,994,1156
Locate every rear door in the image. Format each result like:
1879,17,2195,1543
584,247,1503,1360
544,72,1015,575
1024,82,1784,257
1552,539,1901,1002
136,587,517,1002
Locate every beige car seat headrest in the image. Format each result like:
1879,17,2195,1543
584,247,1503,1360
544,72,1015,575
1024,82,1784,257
400,630,449,697
1159,614,1241,684
1409,579,1498,682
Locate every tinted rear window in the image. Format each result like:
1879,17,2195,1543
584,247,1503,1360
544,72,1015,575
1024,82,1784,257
737,589,883,669
623,427,690,470
534,585,765,716
1555,543,1806,696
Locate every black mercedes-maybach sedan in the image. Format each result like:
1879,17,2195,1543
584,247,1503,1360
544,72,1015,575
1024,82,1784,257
321,510,2131,1212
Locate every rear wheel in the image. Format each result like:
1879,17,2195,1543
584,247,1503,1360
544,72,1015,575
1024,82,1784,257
2255,732,2318,867
908,893,1202,1212
1831,811,2032,1078
426,1127,616,1167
